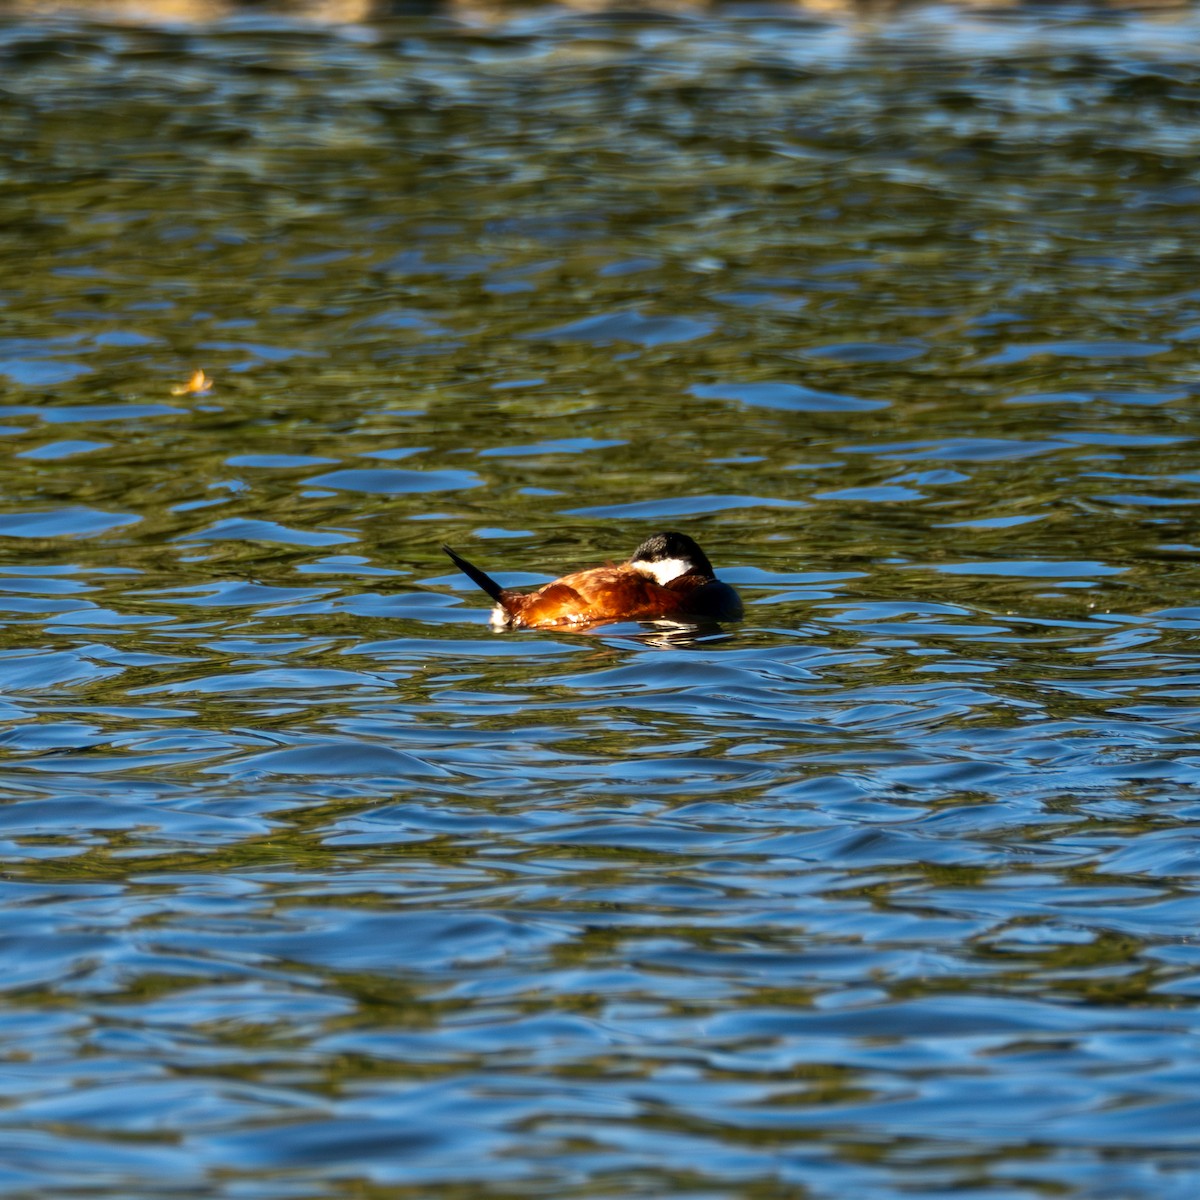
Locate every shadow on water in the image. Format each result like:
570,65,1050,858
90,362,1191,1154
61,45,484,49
3,1,1200,1198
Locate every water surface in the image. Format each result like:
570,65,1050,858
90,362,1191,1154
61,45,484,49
3,4,1200,1197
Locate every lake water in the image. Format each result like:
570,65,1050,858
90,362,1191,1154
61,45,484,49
4,2,1200,1196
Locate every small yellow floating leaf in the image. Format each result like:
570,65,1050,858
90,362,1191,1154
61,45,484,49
171,368,213,396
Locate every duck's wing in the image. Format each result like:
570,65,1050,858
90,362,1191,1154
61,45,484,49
506,582,590,628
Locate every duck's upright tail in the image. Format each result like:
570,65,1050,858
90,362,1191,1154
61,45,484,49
442,544,506,605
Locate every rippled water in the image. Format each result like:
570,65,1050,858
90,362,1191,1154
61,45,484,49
4,3,1200,1196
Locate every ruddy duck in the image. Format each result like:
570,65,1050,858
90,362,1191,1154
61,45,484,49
442,531,743,630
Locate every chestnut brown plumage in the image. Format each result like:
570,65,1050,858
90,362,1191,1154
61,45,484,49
443,531,743,630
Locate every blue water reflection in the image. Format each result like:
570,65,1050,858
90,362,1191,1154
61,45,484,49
3,3,1200,1199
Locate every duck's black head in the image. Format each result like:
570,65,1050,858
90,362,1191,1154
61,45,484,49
629,531,715,584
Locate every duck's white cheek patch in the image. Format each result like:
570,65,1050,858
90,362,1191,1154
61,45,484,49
631,557,690,585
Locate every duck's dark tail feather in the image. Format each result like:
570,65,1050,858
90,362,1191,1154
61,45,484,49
442,544,505,604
